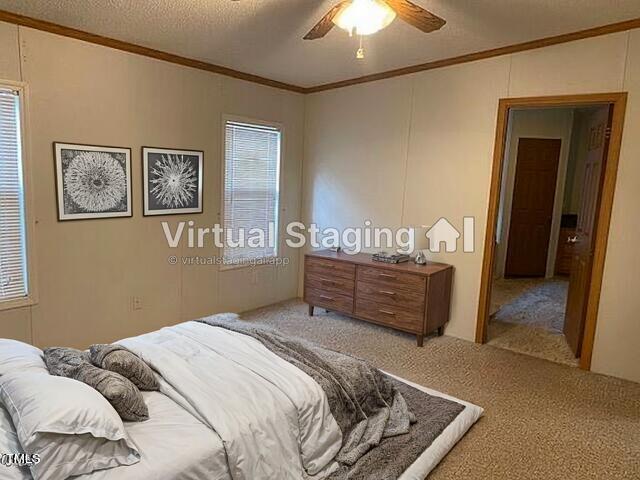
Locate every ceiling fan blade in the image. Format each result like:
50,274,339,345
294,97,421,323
383,0,446,33
304,1,349,40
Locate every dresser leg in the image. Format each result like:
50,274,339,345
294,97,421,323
437,326,444,337
308,305,314,317
416,334,424,347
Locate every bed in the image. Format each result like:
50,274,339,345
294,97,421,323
0,315,482,480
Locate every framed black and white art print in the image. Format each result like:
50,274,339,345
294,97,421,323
143,147,203,216
54,143,132,221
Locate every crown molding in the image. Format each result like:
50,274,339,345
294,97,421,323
306,17,640,93
0,9,306,94
1,9,639,95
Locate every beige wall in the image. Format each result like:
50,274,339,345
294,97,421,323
494,108,575,279
303,30,640,383
1,19,638,384
593,28,640,384
0,22,304,348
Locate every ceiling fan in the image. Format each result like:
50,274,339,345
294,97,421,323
304,0,446,47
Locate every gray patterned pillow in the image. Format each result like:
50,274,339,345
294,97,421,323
89,344,159,391
43,347,149,422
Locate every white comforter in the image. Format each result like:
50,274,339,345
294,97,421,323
79,392,230,480
119,321,343,480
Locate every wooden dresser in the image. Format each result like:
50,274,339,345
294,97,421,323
304,250,453,346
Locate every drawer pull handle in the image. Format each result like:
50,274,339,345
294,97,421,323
320,295,334,301
379,273,396,279
379,309,396,316
379,290,396,296
322,280,336,286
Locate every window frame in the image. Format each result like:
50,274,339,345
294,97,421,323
0,80,37,311
220,114,284,271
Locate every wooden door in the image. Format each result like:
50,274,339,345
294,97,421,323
505,138,562,277
564,106,613,357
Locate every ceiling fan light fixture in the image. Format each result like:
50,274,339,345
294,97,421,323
332,0,397,36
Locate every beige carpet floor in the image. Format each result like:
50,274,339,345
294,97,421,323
492,279,569,333
489,278,578,367
243,299,640,480
490,277,550,316
487,320,579,367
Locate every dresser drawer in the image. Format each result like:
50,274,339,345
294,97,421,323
306,273,354,296
355,300,423,332
356,281,425,312
306,257,356,280
357,266,426,294
305,288,354,314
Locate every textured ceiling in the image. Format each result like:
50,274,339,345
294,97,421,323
1,0,640,88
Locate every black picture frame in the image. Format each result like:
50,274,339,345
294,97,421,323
54,142,133,221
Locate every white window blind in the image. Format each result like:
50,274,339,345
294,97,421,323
223,120,281,264
0,88,28,302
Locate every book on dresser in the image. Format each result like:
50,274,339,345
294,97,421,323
303,249,453,347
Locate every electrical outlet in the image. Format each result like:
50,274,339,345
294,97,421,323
131,296,143,311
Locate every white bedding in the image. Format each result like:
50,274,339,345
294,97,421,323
0,384,480,480
0,404,31,480
119,321,343,480
95,374,481,480
79,392,229,480
0,320,482,480
118,321,482,480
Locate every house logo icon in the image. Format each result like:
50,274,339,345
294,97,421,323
426,218,461,253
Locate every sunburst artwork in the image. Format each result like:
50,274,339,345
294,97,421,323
143,147,203,216
55,143,132,221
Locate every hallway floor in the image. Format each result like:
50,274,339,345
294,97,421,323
488,278,579,367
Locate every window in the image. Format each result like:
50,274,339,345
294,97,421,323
0,87,29,304
223,119,281,265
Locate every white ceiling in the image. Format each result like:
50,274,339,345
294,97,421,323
2,0,640,88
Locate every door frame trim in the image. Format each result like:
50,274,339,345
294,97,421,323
475,92,628,371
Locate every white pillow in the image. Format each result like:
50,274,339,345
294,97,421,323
0,339,47,376
0,404,31,479
0,371,140,480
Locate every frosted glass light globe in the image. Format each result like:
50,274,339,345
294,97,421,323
333,0,397,36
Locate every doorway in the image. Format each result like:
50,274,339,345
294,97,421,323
476,93,627,371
